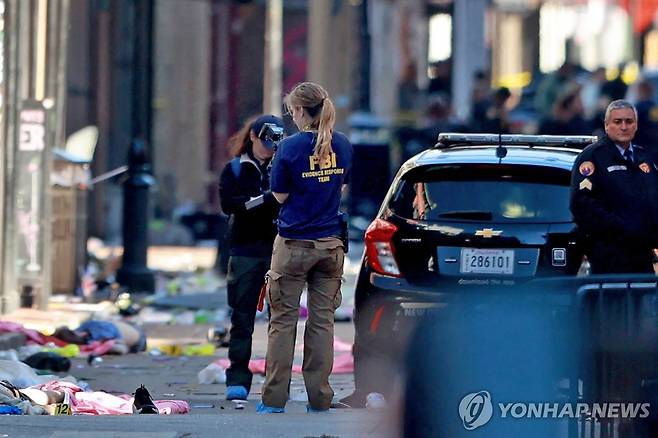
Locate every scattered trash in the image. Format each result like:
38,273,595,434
194,310,211,324
192,404,215,409
207,325,229,347
88,355,103,366
155,343,216,357
0,359,63,387
43,344,80,358
158,344,183,356
182,343,215,356
116,292,141,316
0,350,18,362
232,400,248,410
17,345,43,361
23,352,71,372
148,348,163,357
365,392,386,410
197,363,226,384
0,405,22,415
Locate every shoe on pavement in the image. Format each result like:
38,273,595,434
133,384,159,414
306,404,329,413
226,385,248,401
256,401,285,413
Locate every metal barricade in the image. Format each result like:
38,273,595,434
400,276,658,437
573,279,658,438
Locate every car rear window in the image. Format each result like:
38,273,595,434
388,164,572,223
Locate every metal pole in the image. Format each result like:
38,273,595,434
0,0,19,314
116,0,155,293
452,0,488,121
263,0,282,115
358,0,370,112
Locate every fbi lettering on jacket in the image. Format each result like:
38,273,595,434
302,153,344,182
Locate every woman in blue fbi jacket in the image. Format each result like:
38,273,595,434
257,82,353,413
218,114,284,401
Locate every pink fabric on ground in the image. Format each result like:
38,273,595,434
79,340,116,356
35,380,190,415
216,358,266,375
75,390,134,415
0,321,46,344
291,353,353,373
330,352,354,374
215,352,354,375
154,400,190,415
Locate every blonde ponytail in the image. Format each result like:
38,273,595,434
285,82,337,161
313,97,335,161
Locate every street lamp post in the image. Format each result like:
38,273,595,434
116,139,155,292
117,0,155,293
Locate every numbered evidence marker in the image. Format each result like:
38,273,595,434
52,392,72,415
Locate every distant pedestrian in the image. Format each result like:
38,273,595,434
633,79,658,157
570,100,658,274
257,82,353,413
534,62,576,118
538,86,591,137
480,87,512,134
218,114,285,401
580,67,607,121
601,63,628,101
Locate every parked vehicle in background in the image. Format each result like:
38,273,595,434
350,133,597,402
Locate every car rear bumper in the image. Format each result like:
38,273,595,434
357,273,580,348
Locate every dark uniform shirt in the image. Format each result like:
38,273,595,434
270,131,353,240
219,153,279,257
570,135,658,273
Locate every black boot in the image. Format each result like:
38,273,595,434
133,384,158,414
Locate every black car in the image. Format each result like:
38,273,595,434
349,133,598,404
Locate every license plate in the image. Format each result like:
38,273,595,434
460,248,514,275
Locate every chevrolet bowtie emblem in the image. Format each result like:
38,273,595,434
475,228,502,238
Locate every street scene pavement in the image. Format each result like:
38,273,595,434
0,243,399,438
0,322,393,438
4,1,658,436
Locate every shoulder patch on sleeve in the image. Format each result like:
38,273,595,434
579,161,595,176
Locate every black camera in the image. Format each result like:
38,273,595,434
258,123,284,144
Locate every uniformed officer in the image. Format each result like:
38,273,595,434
257,82,353,413
570,99,658,274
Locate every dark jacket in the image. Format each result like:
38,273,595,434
570,136,658,273
219,153,279,257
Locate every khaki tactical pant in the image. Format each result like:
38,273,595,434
262,235,344,409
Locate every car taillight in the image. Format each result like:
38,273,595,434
365,218,401,277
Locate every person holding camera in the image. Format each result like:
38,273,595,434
257,82,353,413
218,114,285,401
